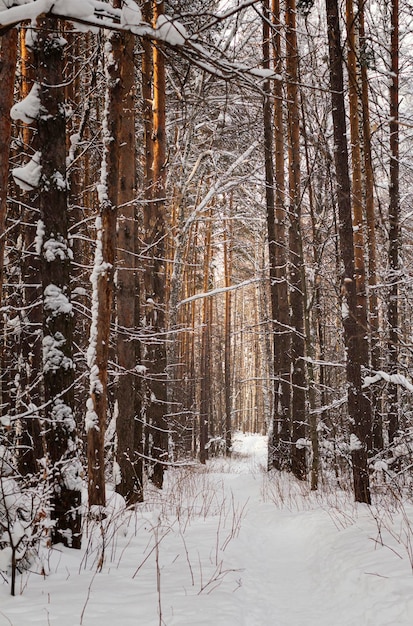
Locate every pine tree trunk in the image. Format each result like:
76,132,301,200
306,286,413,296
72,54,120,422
223,212,233,455
359,0,382,451
264,0,291,471
142,0,169,487
115,11,143,505
87,27,122,508
286,0,307,480
325,0,371,504
18,31,43,476
388,0,400,443
0,30,17,304
199,213,212,464
35,17,82,546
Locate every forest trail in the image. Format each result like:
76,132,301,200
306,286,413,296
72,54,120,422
1,433,413,626
203,434,413,626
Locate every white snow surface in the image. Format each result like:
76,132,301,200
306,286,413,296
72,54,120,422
2,433,413,624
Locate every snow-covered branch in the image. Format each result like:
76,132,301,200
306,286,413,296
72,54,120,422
177,277,262,309
0,1,280,89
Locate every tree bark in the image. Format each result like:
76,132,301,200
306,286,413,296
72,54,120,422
263,0,292,471
142,0,169,488
114,4,143,505
388,0,400,443
87,27,121,508
223,211,233,455
325,0,371,504
285,0,307,480
0,30,17,304
359,0,382,451
35,17,82,546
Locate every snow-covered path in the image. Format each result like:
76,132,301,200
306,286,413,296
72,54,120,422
1,433,413,625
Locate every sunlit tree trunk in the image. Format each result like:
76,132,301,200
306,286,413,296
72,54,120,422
387,0,400,443
325,0,371,503
142,0,169,487
286,0,307,480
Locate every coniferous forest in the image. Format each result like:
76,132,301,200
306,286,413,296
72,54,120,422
1,1,413,620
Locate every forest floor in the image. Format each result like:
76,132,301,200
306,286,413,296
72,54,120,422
1,433,413,625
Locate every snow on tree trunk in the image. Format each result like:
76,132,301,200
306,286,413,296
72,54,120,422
86,29,121,509
35,17,82,547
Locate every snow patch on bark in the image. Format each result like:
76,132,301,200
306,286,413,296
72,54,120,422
44,284,72,318
10,82,41,123
12,151,42,191
43,333,73,373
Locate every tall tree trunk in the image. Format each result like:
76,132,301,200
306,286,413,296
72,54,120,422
87,27,121,508
0,31,18,419
346,0,369,354
325,0,371,504
114,3,143,505
301,94,320,490
223,212,233,455
346,0,372,453
35,17,82,546
286,0,307,480
387,0,400,443
17,29,43,476
0,30,17,304
359,0,382,451
264,0,291,471
142,0,169,488
199,213,212,464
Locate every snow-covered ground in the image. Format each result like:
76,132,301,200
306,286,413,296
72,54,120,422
2,433,413,625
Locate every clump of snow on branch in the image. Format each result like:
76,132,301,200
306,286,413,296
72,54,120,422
10,82,41,123
120,0,141,32
42,332,73,374
50,398,75,432
349,433,363,451
12,151,41,191
53,0,94,19
42,234,73,263
61,457,83,493
43,284,72,318
364,370,413,393
156,14,188,46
